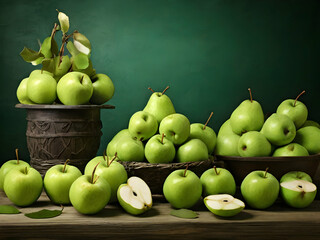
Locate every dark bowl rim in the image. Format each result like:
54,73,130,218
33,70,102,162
15,103,115,110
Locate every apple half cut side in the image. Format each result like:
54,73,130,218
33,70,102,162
204,194,245,217
280,180,317,208
117,176,152,215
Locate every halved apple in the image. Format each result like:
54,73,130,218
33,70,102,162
280,180,317,208
117,176,152,215
204,194,245,217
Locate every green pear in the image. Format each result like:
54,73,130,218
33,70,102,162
215,119,240,156
294,126,320,154
272,143,309,157
16,78,35,104
143,86,175,123
238,131,272,157
106,129,131,157
261,113,296,146
230,88,264,135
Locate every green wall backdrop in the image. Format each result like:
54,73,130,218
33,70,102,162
0,0,319,164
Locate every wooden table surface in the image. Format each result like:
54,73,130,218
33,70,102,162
0,190,319,240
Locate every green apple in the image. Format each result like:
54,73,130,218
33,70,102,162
90,73,115,105
189,112,217,154
143,86,176,123
159,113,190,145
69,163,111,214
0,149,30,190
163,168,202,209
117,176,152,215
230,88,264,135
27,69,57,104
200,167,236,197
301,120,320,129
280,180,317,208
16,78,35,104
4,167,43,207
204,194,245,217
116,136,145,162
52,55,72,81
261,113,296,146
85,154,128,203
145,134,176,163
238,131,272,157
280,171,313,183
57,72,93,105
128,111,158,141
240,169,279,209
272,143,309,157
215,119,241,156
276,91,308,129
106,129,131,157
294,126,320,154
176,139,209,163
44,160,82,205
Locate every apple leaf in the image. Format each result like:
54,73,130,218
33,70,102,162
42,58,55,73
58,11,70,34
66,41,80,56
170,209,198,219
51,38,59,57
0,205,21,214
73,52,89,69
73,32,91,55
24,208,63,219
20,47,44,63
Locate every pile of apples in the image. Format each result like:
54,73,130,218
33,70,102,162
106,86,217,164
215,89,320,157
16,11,114,106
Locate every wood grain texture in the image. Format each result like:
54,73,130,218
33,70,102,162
0,191,320,239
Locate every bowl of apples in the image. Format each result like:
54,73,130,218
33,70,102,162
15,11,115,175
215,89,320,184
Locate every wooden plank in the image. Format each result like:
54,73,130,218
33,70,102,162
0,191,319,239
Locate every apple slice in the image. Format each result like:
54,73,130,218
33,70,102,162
204,194,245,217
117,176,152,215
280,180,317,208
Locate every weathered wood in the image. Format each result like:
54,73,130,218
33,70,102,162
0,191,319,239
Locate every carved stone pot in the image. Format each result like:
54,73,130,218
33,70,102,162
16,104,114,175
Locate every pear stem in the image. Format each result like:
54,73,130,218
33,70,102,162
294,90,306,107
108,153,118,167
92,162,100,184
248,88,253,103
161,133,165,144
213,165,219,175
161,86,170,95
264,167,269,178
148,87,155,93
183,164,189,177
203,112,213,130
62,159,70,173
15,149,19,165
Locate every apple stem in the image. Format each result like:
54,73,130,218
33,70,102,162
264,167,269,178
294,90,306,107
161,86,170,95
24,167,28,175
248,88,253,103
108,153,118,167
161,133,165,144
213,165,219,175
148,87,155,93
15,148,19,165
92,162,100,184
183,164,189,177
80,75,84,84
62,159,70,173
51,23,58,43
60,204,64,213
102,149,107,164
203,112,213,130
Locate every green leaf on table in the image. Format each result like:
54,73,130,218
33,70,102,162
73,52,89,69
25,207,63,219
0,205,21,214
170,209,198,219
20,47,44,63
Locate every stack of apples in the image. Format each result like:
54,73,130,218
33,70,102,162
106,87,217,164
215,89,320,157
16,11,114,106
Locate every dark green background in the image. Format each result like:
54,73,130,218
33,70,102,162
0,0,319,164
